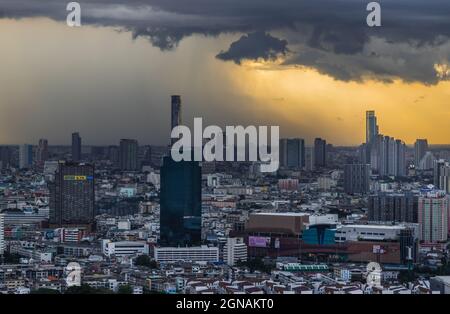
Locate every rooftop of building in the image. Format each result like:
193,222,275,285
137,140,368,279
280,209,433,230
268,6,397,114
251,212,309,217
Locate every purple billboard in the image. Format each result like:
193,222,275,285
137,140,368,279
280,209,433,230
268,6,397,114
248,236,271,248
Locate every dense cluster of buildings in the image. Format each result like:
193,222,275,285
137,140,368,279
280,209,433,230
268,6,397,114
0,103,449,294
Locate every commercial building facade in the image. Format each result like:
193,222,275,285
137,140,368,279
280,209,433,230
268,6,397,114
154,246,219,263
159,156,202,247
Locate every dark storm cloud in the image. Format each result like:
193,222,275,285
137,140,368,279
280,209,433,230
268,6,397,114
1,0,450,83
216,32,288,64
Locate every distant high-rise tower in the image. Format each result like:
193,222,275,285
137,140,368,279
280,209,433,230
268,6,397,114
37,139,49,165
366,110,379,144
119,139,139,171
280,138,305,169
71,132,82,161
314,138,327,167
305,147,315,171
372,135,406,177
365,110,379,164
19,144,33,169
414,139,428,168
171,95,182,145
0,146,12,169
108,145,120,168
433,159,450,193
49,161,95,230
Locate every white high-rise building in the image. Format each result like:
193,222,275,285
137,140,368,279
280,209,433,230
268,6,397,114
418,189,449,243
223,237,247,266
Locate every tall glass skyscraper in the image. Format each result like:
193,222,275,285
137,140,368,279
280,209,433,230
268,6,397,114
159,156,202,247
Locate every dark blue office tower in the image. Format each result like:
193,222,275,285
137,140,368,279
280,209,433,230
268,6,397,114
159,156,202,247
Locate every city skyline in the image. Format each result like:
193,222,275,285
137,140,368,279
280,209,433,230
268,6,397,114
0,108,449,148
0,1,450,146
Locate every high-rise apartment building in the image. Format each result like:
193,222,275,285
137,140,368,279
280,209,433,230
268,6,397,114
434,159,450,193
19,144,33,169
108,145,119,167
36,138,49,165
372,135,406,177
418,151,436,170
343,164,370,194
414,139,428,168
0,146,13,169
71,132,82,161
49,161,95,230
368,192,419,223
280,138,305,169
314,138,327,168
305,147,315,171
417,189,449,243
119,139,139,171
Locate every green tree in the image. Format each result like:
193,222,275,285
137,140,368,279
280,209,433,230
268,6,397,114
135,255,157,268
